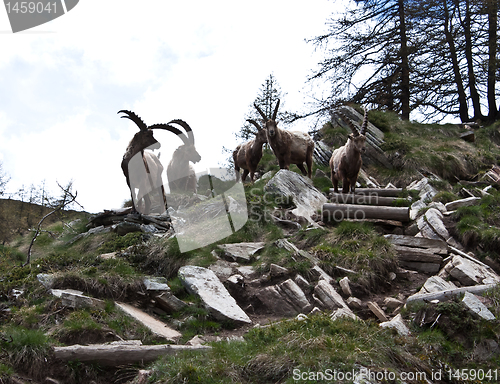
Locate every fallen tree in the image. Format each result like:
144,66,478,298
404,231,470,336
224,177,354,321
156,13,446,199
322,203,410,222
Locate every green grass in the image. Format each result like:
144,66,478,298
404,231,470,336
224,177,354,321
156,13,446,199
149,314,431,384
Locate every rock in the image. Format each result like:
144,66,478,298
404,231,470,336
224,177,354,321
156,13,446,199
460,130,475,142
37,273,57,289
383,297,404,309
339,277,352,296
259,279,313,316
423,208,450,240
237,266,256,279
367,301,389,322
186,335,207,346
310,265,334,284
462,292,496,321
408,177,438,219
314,280,348,310
346,297,363,309
445,196,481,211
217,242,266,262
143,276,170,292
155,291,187,313
50,288,83,298
99,252,117,260
264,169,327,227
114,221,143,236
61,292,107,310
331,307,359,321
380,314,410,336
315,169,327,178
418,276,458,294
444,255,500,286
178,266,251,324
209,259,238,280
473,339,500,361
270,264,289,277
294,274,310,291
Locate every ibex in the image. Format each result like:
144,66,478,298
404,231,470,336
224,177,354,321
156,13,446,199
119,110,167,214
150,120,201,194
329,107,368,193
233,119,268,182
254,99,314,178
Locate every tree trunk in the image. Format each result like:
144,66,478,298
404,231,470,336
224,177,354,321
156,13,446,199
486,0,498,121
406,284,498,303
460,0,485,120
443,0,469,122
398,0,411,120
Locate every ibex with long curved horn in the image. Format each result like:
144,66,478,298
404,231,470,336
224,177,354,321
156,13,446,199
329,107,368,193
150,120,201,194
119,110,167,214
254,99,314,178
233,119,268,182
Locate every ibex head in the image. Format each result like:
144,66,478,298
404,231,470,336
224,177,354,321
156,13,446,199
338,107,368,154
150,119,201,164
246,119,268,145
119,110,160,151
254,99,280,138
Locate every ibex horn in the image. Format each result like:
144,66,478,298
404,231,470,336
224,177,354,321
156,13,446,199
118,110,148,131
360,107,368,135
254,103,268,122
336,111,360,136
247,119,263,132
272,99,280,121
168,119,194,145
149,123,190,146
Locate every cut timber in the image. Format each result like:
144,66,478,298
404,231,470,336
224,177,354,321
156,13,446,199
407,284,498,304
399,261,441,274
54,343,211,365
322,203,410,222
385,234,448,253
329,188,403,197
330,193,399,206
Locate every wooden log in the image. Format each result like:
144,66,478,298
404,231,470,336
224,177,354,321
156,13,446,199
406,283,498,304
328,188,403,197
385,234,448,252
394,245,445,263
330,193,400,206
322,203,410,222
53,343,211,365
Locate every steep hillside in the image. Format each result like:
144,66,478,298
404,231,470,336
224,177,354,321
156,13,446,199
0,114,500,384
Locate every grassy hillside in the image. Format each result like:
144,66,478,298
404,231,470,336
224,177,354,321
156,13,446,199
0,111,499,383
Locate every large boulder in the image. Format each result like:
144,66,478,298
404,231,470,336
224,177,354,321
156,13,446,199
258,279,313,316
178,266,251,325
264,170,327,227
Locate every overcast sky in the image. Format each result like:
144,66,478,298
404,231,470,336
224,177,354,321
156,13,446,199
0,0,336,213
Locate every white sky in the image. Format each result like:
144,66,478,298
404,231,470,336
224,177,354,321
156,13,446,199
0,0,336,213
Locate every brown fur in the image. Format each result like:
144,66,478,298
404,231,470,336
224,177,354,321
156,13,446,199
254,99,314,178
233,119,268,182
329,108,368,193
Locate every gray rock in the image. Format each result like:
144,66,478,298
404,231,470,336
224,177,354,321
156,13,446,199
331,307,359,321
264,169,327,227
37,273,57,289
270,264,289,277
178,266,251,324
114,221,143,236
462,292,496,321
444,255,500,286
143,276,170,292
339,277,352,296
473,339,500,361
418,276,458,294
380,314,410,336
155,291,187,313
217,242,266,262
258,279,313,316
314,280,348,310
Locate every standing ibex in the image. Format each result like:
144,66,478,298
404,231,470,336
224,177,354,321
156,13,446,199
254,99,314,178
329,107,368,193
150,120,201,194
119,110,167,214
233,119,268,182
